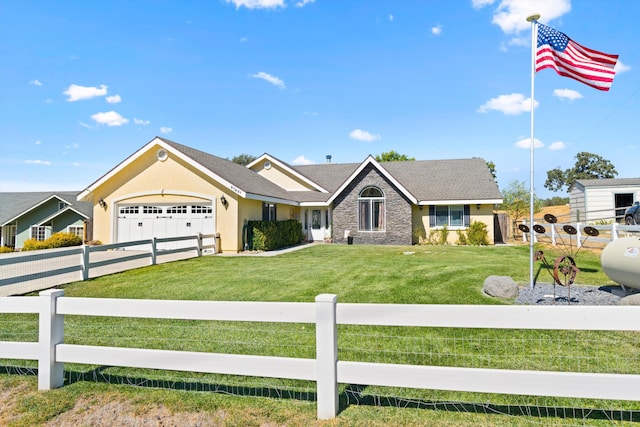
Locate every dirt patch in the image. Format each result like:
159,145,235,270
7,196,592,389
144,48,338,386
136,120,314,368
44,398,228,427
0,381,31,425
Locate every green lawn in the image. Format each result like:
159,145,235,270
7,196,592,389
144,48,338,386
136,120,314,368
2,244,639,426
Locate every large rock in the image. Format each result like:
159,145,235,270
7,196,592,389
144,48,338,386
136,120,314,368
483,275,519,299
619,293,640,306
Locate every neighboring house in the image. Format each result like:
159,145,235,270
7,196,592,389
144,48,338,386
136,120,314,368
569,178,640,223
77,137,502,253
0,192,93,249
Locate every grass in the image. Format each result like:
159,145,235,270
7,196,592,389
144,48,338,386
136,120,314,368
2,243,639,426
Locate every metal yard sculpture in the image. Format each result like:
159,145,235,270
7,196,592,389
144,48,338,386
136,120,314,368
518,214,600,304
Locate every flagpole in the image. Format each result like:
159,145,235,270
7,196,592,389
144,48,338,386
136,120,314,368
527,14,540,289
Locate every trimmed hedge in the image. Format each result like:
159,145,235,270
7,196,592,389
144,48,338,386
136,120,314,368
0,246,13,254
248,220,304,251
21,232,83,251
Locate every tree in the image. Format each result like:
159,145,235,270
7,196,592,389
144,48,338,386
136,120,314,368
500,180,543,224
231,154,257,166
375,150,415,162
486,161,497,183
544,152,618,192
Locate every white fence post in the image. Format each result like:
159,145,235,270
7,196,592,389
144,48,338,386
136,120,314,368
550,223,557,245
612,222,618,240
81,245,90,281
197,233,203,257
576,222,582,248
151,237,157,265
38,289,65,390
315,293,338,420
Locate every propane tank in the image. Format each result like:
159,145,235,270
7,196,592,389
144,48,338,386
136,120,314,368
600,236,640,290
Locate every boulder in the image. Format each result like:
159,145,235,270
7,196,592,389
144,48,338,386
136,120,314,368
483,275,519,299
619,293,640,306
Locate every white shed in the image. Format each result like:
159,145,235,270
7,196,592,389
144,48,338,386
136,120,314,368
569,178,640,223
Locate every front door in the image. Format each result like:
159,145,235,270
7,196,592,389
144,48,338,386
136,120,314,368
310,209,328,241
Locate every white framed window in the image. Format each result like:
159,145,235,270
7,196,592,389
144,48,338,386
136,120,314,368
68,226,84,237
167,205,187,214
143,206,163,214
120,206,139,215
58,201,68,210
262,203,277,221
31,226,48,241
191,205,212,214
358,186,385,232
430,205,470,228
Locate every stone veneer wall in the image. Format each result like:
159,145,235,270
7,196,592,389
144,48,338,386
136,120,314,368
332,164,412,245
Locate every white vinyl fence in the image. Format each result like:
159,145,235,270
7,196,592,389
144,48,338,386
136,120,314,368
1,290,639,420
0,234,215,296
522,221,640,248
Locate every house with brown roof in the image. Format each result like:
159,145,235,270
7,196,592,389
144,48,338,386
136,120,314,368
77,137,502,252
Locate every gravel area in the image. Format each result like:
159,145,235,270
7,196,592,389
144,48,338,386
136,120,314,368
515,283,623,305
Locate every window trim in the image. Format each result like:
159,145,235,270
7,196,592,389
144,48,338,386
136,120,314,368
429,204,471,229
358,186,386,232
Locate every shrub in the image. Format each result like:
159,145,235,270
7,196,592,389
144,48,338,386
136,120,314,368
21,238,49,251
426,227,449,245
21,232,83,251
46,232,83,248
456,221,489,246
248,220,304,251
0,246,14,254
412,224,427,245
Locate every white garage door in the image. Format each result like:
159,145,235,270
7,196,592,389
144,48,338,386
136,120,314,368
116,204,214,249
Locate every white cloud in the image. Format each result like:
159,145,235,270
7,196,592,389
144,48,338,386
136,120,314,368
64,84,108,102
515,137,543,149
134,118,150,125
30,79,42,86
389,14,394,22
553,88,583,101
106,94,122,104
25,159,52,165
35,140,41,145
71,162,80,167
227,0,285,9
303,111,319,116
240,36,249,43
65,143,80,149
292,155,314,165
160,126,173,134
478,93,537,115
475,0,571,34
549,141,566,151
615,60,631,74
251,71,286,89
91,111,129,126
78,121,92,129
70,55,79,60
349,129,381,142
431,25,442,36
471,0,495,9
295,0,315,7
44,98,53,104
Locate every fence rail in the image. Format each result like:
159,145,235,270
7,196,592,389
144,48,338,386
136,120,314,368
0,234,215,296
522,220,640,248
1,290,639,420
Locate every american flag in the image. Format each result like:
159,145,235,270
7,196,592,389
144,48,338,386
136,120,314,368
535,23,618,91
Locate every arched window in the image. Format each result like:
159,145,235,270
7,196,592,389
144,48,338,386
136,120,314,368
358,186,385,231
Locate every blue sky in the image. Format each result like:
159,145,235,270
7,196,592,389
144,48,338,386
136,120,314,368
0,0,637,199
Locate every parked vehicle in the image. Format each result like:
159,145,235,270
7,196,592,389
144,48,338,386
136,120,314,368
625,202,640,225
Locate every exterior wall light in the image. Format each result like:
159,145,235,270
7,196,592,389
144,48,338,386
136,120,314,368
220,195,228,207
98,198,107,208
